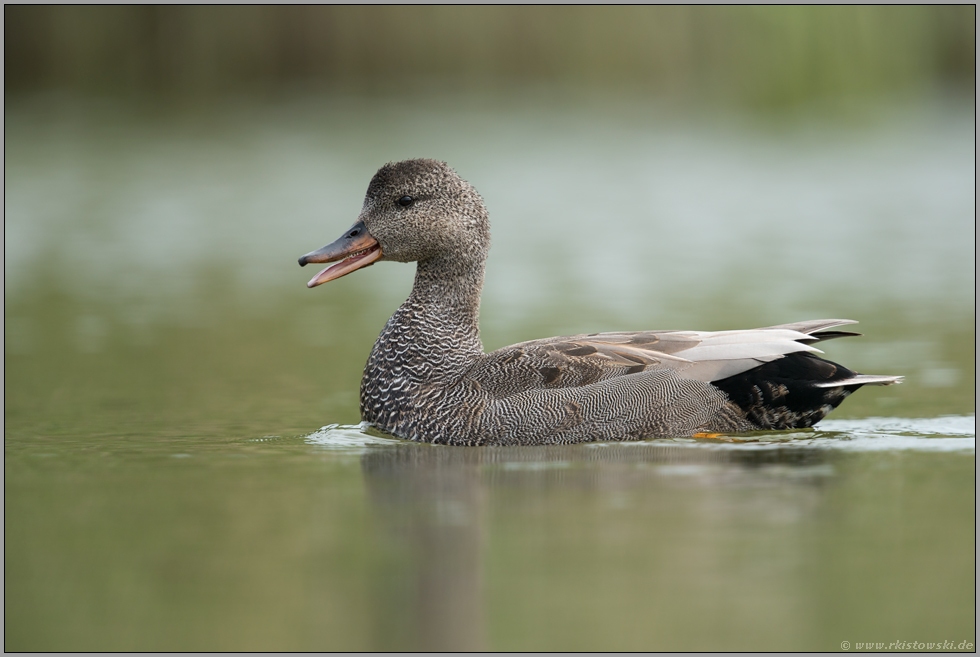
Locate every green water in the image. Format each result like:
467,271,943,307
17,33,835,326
4,93,976,650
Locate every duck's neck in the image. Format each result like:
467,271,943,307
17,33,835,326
399,254,484,355
362,254,486,403
408,254,485,334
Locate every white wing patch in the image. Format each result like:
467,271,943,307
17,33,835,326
666,328,825,383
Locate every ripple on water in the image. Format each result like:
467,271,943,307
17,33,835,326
305,416,975,454
661,415,976,453
804,415,976,453
306,423,404,454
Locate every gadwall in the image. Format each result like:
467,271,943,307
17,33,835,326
299,159,902,445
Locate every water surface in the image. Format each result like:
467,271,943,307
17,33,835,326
4,92,975,650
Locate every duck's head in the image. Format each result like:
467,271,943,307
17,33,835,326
299,159,490,288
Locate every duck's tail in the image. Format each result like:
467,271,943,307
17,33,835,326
710,321,903,430
813,373,903,388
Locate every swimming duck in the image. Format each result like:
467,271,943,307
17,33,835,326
299,159,902,446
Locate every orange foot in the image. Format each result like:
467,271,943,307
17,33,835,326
693,432,757,443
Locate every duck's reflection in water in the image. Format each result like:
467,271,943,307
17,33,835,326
360,445,487,651
360,441,833,651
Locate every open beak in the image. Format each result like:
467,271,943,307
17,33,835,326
298,220,383,288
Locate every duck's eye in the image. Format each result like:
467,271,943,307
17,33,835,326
397,195,414,207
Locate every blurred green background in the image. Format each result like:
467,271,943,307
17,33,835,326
5,5,976,652
5,5,975,107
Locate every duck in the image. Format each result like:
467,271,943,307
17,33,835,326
299,159,902,446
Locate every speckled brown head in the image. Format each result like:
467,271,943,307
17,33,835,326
299,159,490,287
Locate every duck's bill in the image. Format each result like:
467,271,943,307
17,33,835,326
298,221,383,288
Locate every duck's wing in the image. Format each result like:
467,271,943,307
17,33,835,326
480,319,892,390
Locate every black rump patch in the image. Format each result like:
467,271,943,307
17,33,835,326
712,352,867,430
